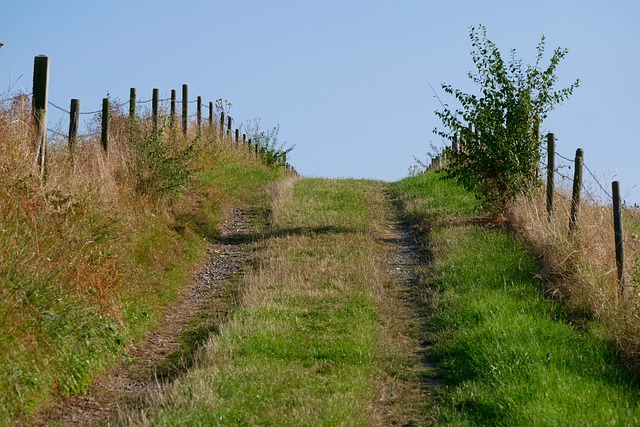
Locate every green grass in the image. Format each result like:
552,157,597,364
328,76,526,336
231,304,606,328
0,135,285,425
392,172,640,425
121,178,406,425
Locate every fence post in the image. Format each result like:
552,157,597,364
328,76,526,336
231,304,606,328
152,88,160,133
546,133,555,217
227,116,232,138
129,87,136,119
612,181,626,294
452,132,459,153
33,55,49,177
235,128,239,145
242,133,246,146
170,89,176,129
220,112,225,138
69,99,79,173
101,98,110,152
181,84,188,137
197,96,202,134
569,148,584,233
129,88,137,142
208,102,213,128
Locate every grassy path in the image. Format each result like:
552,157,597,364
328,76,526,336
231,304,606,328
116,174,640,426
118,178,427,425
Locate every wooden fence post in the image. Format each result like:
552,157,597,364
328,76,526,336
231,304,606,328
546,133,555,217
242,133,246,146
227,116,232,138
69,99,79,173
612,181,626,293
101,98,110,152
197,96,202,134
569,148,584,233
152,88,160,133
220,112,225,138
129,87,136,119
170,89,176,129
235,128,239,145
32,55,49,177
129,88,136,142
181,84,188,137
452,132,459,153
208,102,213,128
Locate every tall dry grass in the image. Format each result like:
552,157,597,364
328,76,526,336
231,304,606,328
509,188,640,365
0,92,280,422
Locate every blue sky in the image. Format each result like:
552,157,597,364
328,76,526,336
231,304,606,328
1,1,639,202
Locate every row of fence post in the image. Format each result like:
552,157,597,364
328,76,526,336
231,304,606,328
31,55,294,176
429,121,631,296
544,134,626,294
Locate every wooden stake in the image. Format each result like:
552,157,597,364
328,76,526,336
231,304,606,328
170,89,176,128
69,99,79,172
197,96,202,133
129,87,136,119
612,181,626,293
569,148,584,233
152,88,160,133
181,84,188,137
32,55,49,177
101,98,110,152
546,133,555,216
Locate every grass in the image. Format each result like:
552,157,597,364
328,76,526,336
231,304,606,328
0,98,287,425
392,172,640,425
118,178,428,426
510,189,640,365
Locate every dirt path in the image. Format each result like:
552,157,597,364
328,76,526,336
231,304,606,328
33,207,260,426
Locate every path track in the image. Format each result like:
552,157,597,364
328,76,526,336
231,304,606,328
33,207,260,426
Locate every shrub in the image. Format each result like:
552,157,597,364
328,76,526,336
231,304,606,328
130,124,198,198
435,25,579,212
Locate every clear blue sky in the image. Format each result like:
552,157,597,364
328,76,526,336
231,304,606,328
2,1,639,202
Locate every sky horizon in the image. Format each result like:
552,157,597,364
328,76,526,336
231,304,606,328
1,1,639,203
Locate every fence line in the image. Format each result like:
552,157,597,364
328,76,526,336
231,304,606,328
4,55,298,180
430,123,639,296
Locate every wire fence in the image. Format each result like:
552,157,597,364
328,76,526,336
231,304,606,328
427,127,640,290
28,91,229,143
2,54,296,179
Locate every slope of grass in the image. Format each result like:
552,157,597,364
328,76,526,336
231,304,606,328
0,101,287,425
392,172,640,425
119,178,428,426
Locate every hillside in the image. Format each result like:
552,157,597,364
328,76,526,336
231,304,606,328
3,90,640,424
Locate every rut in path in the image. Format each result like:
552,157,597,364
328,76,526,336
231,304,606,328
32,207,261,427
32,183,436,425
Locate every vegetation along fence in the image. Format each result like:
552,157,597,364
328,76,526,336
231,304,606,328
4,55,297,178
427,124,640,298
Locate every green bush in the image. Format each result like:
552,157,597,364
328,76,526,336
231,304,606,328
435,25,579,212
131,127,197,198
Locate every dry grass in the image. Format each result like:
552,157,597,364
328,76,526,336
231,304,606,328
0,93,286,423
509,188,640,365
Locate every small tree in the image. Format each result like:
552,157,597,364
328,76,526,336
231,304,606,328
435,25,579,212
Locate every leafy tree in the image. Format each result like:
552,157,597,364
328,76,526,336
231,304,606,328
435,25,579,212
